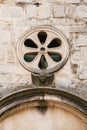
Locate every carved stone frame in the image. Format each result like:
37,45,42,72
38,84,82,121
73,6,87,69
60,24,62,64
0,88,87,124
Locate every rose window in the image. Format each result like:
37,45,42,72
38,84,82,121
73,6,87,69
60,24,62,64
17,26,69,74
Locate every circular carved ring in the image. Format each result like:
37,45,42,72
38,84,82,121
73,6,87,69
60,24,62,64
17,26,69,74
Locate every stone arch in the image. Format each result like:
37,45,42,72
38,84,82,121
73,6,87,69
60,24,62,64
0,88,87,130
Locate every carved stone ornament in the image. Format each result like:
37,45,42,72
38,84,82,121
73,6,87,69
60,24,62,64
17,26,69,75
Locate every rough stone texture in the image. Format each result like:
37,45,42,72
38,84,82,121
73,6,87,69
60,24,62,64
50,0,80,3
0,20,13,31
53,5,74,18
76,5,87,18
0,30,10,44
26,4,51,19
0,0,87,102
0,45,7,64
0,1,87,129
37,4,51,19
0,5,24,19
26,5,37,19
65,0,80,3
72,33,87,47
15,0,33,4
83,0,87,2
0,0,4,3
71,47,87,80
70,26,87,33
53,5,65,18
65,6,74,18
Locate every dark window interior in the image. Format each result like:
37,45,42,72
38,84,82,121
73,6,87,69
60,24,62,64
38,55,48,69
24,39,38,48
38,31,47,44
48,38,61,48
48,52,62,62
24,53,37,62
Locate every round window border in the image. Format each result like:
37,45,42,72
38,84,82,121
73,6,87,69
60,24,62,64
0,88,87,123
16,26,69,74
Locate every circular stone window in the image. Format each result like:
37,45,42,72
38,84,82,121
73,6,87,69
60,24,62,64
17,26,69,74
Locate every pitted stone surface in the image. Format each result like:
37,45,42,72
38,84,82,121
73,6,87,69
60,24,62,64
49,0,80,3
76,5,87,18
0,0,87,102
53,5,65,18
15,0,33,4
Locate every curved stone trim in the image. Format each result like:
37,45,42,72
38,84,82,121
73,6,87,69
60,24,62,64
0,88,87,118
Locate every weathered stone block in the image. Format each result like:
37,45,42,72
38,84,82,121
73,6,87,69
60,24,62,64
0,65,29,74
0,45,7,64
15,0,33,4
76,5,87,18
7,49,15,63
83,0,87,2
71,47,87,79
52,18,84,26
0,20,13,31
0,0,5,3
0,6,24,19
38,4,51,19
65,6,74,18
53,5,74,18
65,0,80,3
0,30,10,44
76,81,87,93
54,77,73,88
53,5,65,18
70,26,87,33
18,74,32,86
14,27,30,41
27,4,51,19
0,73,20,84
51,0,80,3
26,5,37,18
72,33,87,47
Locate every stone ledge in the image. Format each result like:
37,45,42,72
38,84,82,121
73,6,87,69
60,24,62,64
70,26,87,32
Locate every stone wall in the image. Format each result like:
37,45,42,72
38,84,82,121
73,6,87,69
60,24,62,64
0,0,87,100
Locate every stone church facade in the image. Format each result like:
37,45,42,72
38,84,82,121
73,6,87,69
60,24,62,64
0,0,87,129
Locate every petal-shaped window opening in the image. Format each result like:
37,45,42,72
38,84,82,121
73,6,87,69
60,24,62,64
38,55,48,69
24,53,37,62
48,52,62,62
38,31,47,44
48,38,61,48
24,39,38,48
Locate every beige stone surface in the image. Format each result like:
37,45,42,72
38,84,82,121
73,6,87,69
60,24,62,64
0,106,87,130
53,5,65,18
76,5,87,18
49,0,80,3
0,0,87,100
26,5,37,19
0,5,24,19
0,30,10,44
0,0,87,129
72,33,87,47
83,0,87,2
71,47,87,79
15,0,33,4
37,3,51,19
